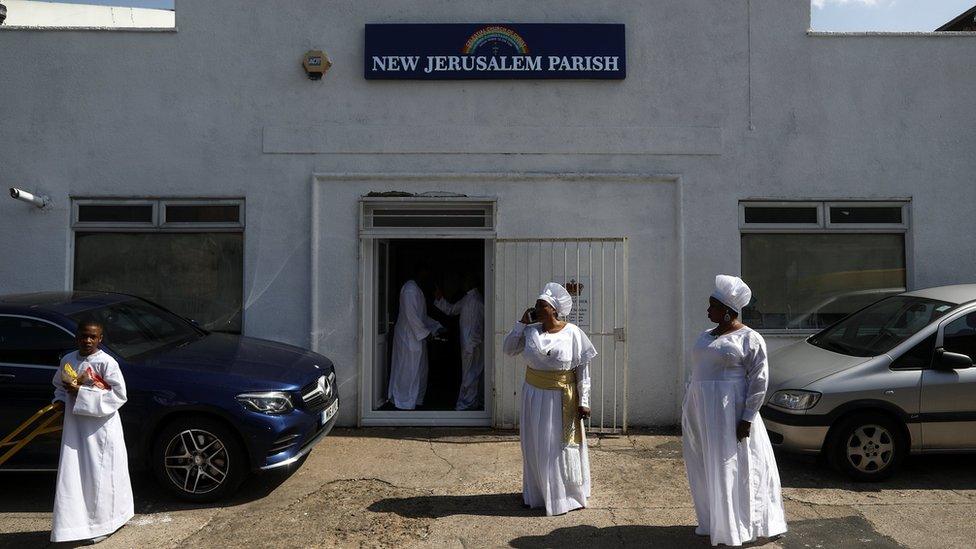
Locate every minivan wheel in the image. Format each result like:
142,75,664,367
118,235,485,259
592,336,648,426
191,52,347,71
827,412,906,482
152,417,248,502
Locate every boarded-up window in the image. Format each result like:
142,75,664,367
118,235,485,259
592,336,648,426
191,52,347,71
74,232,244,333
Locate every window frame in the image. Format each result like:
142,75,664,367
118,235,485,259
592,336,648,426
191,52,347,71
935,305,976,356
739,201,823,230
825,201,909,231
889,330,937,371
161,199,245,231
740,199,912,336
73,199,158,230
0,314,76,369
69,197,246,333
359,197,497,238
72,198,244,233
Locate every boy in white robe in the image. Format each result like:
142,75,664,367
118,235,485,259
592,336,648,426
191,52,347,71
389,265,445,410
434,272,485,411
51,319,133,544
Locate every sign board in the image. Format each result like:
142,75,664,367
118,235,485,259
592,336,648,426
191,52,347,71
565,277,590,329
365,24,626,80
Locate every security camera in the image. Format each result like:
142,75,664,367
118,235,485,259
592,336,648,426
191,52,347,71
9,187,51,208
0,2,7,26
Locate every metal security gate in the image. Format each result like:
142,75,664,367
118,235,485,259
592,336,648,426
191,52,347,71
493,238,628,433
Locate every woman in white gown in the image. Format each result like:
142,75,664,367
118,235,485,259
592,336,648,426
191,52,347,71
682,275,787,547
503,282,597,516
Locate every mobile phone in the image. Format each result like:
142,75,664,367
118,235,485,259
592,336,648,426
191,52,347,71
528,308,538,322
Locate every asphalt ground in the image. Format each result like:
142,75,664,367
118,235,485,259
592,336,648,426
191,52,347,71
1,428,974,548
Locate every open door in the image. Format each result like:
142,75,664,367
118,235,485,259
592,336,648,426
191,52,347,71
356,197,496,426
372,240,391,409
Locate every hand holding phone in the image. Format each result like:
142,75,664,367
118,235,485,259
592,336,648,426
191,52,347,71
520,307,537,324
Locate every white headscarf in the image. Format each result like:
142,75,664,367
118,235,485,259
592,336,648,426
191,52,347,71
711,274,752,314
538,282,573,318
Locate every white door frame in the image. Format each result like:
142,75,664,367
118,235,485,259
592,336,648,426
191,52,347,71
358,197,497,427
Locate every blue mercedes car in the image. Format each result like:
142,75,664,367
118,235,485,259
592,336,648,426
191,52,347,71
0,292,339,502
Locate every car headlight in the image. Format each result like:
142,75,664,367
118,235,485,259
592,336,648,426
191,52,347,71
769,390,821,410
236,391,294,414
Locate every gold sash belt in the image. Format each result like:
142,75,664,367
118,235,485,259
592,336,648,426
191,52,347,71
525,367,582,446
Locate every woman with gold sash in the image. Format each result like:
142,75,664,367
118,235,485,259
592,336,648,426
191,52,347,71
503,282,597,516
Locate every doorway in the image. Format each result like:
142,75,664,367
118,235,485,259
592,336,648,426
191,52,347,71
357,197,497,426
372,239,486,413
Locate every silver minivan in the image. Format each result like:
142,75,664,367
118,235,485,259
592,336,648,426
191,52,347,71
762,284,976,481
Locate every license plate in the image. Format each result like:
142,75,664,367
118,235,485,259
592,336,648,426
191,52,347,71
321,400,338,425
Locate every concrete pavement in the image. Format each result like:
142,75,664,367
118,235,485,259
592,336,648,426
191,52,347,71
1,428,974,548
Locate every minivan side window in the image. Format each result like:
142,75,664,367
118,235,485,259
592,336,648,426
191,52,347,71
891,334,936,370
942,312,976,362
0,316,75,366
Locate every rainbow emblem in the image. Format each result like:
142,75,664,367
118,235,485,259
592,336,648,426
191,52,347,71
462,26,529,55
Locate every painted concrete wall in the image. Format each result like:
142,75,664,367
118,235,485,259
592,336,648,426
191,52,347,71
312,175,679,426
1,1,974,425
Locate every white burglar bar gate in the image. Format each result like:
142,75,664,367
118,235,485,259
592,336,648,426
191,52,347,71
493,238,629,433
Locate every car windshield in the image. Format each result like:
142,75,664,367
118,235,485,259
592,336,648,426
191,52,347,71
808,296,955,357
69,299,206,361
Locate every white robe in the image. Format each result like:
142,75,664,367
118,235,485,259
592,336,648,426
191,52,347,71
503,321,596,516
681,327,787,547
389,280,444,410
51,349,133,542
434,288,485,410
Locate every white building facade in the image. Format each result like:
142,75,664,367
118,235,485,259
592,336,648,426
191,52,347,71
2,1,974,428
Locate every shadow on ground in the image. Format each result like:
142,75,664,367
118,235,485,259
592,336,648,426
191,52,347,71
0,462,298,515
368,492,538,518
508,516,901,548
0,466,299,548
777,451,976,491
509,525,707,548
0,530,51,549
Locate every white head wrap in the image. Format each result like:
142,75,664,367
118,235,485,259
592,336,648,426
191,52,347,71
538,282,573,318
711,274,752,314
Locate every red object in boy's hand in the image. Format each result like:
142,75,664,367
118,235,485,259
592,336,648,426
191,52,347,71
83,366,110,390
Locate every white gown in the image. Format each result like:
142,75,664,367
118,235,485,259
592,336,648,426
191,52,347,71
51,349,134,542
682,327,787,547
503,321,596,516
389,280,444,409
434,288,485,410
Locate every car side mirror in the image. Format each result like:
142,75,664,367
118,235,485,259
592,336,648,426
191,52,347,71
935,348,973,370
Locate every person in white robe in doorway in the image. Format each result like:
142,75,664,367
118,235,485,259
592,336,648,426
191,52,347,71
682,275,787,547
51,318,134,544
503,282,597,516
388,264,445,410
434,272,485,411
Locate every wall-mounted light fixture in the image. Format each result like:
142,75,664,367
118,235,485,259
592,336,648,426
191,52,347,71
9,187,51,209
